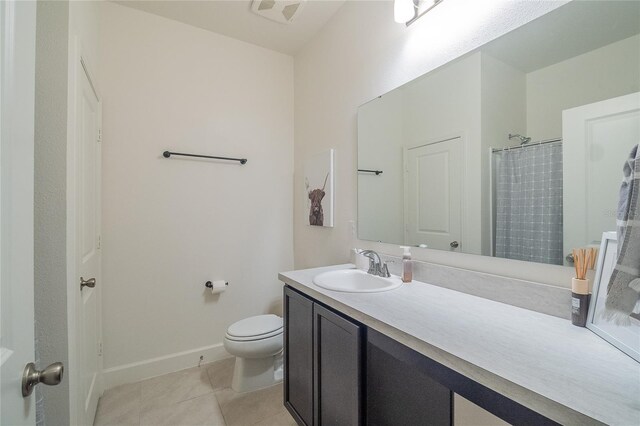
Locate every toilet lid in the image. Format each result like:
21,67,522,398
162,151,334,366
227,314,283,339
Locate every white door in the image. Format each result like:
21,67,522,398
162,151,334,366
405,137,463,251
563,92,640,264
74,56,103,425
1,1,37,424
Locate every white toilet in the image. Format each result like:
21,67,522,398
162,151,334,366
223,314,284,393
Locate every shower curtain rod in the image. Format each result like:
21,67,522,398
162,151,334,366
491,137,562,153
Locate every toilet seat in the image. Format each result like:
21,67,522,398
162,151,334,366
225,328,282,342
225,314,283,342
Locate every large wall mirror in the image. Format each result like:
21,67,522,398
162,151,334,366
357,0,640,266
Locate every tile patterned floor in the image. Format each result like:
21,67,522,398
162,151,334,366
93,358,296,426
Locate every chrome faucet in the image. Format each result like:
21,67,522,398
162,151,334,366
360,250,391,278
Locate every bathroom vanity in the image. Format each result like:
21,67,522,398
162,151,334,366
279,265,640,426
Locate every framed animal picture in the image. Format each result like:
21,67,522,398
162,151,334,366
304,149,334,227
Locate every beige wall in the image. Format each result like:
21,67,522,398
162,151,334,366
480,53,526,255
294,0,576,286
357,89,405,244
357,53,484,250
527,34,640,141
99,2,293,374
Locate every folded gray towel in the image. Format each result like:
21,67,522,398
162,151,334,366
605,144,640,324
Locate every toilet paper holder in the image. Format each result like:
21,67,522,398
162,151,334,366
205,281,228,289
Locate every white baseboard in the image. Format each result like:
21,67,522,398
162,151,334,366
102,343,231,391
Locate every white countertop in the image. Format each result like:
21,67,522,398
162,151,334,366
279,264,640,426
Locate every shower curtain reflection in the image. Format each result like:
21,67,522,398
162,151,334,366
494,142,563,265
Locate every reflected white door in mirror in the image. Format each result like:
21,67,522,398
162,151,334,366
563,92,640,266
404,136,463,252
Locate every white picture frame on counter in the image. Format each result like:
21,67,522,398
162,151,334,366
587,231,640,362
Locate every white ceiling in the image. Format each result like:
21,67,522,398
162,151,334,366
113,0,347,55
482,0,640,73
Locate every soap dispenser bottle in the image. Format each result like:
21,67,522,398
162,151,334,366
400,246,412,283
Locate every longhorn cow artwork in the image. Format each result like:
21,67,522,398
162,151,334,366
304,149,334,227
306,173,329,226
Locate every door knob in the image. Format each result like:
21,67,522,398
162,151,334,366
80,277,96,290
450,241,459,248
566,253,575,263
22,362,64,397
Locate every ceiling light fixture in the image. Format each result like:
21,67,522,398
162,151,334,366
394,0,417,24
395,0,445,26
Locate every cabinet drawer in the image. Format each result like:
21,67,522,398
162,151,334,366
367,331,452,426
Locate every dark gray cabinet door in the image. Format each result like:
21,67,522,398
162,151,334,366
314,304,363,426
367,330,452,426
284,286,314,425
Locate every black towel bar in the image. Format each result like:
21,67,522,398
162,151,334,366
358,169,383,175
163,151,247,165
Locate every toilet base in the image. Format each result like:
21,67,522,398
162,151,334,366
231,351,283,393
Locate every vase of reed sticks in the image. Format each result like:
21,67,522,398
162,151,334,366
571,248,597,327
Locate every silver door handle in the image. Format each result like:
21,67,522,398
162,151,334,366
450,241,459,248
80,277,96,290
22,362,64,397
566,253,575,263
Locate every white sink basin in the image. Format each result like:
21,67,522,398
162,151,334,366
313,269,402,293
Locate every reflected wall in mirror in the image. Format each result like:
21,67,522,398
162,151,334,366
357,0,640,266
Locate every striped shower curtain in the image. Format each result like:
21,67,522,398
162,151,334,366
494,142,563,265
